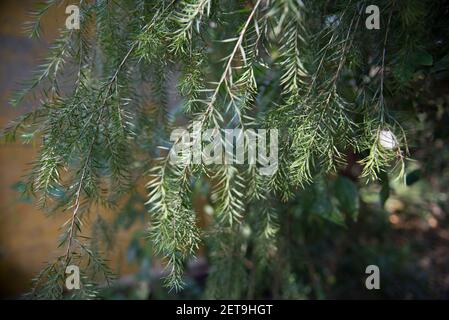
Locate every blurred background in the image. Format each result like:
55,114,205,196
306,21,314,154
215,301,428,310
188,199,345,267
1,0,449,299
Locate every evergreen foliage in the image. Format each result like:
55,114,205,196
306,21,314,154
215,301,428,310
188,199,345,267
3,0,449,299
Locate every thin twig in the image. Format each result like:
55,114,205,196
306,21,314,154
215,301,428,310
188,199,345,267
64,41,137,265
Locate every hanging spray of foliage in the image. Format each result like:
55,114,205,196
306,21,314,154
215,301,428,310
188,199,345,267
3,0,446,299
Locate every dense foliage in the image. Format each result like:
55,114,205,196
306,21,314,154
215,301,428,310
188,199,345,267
3,0,449,299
